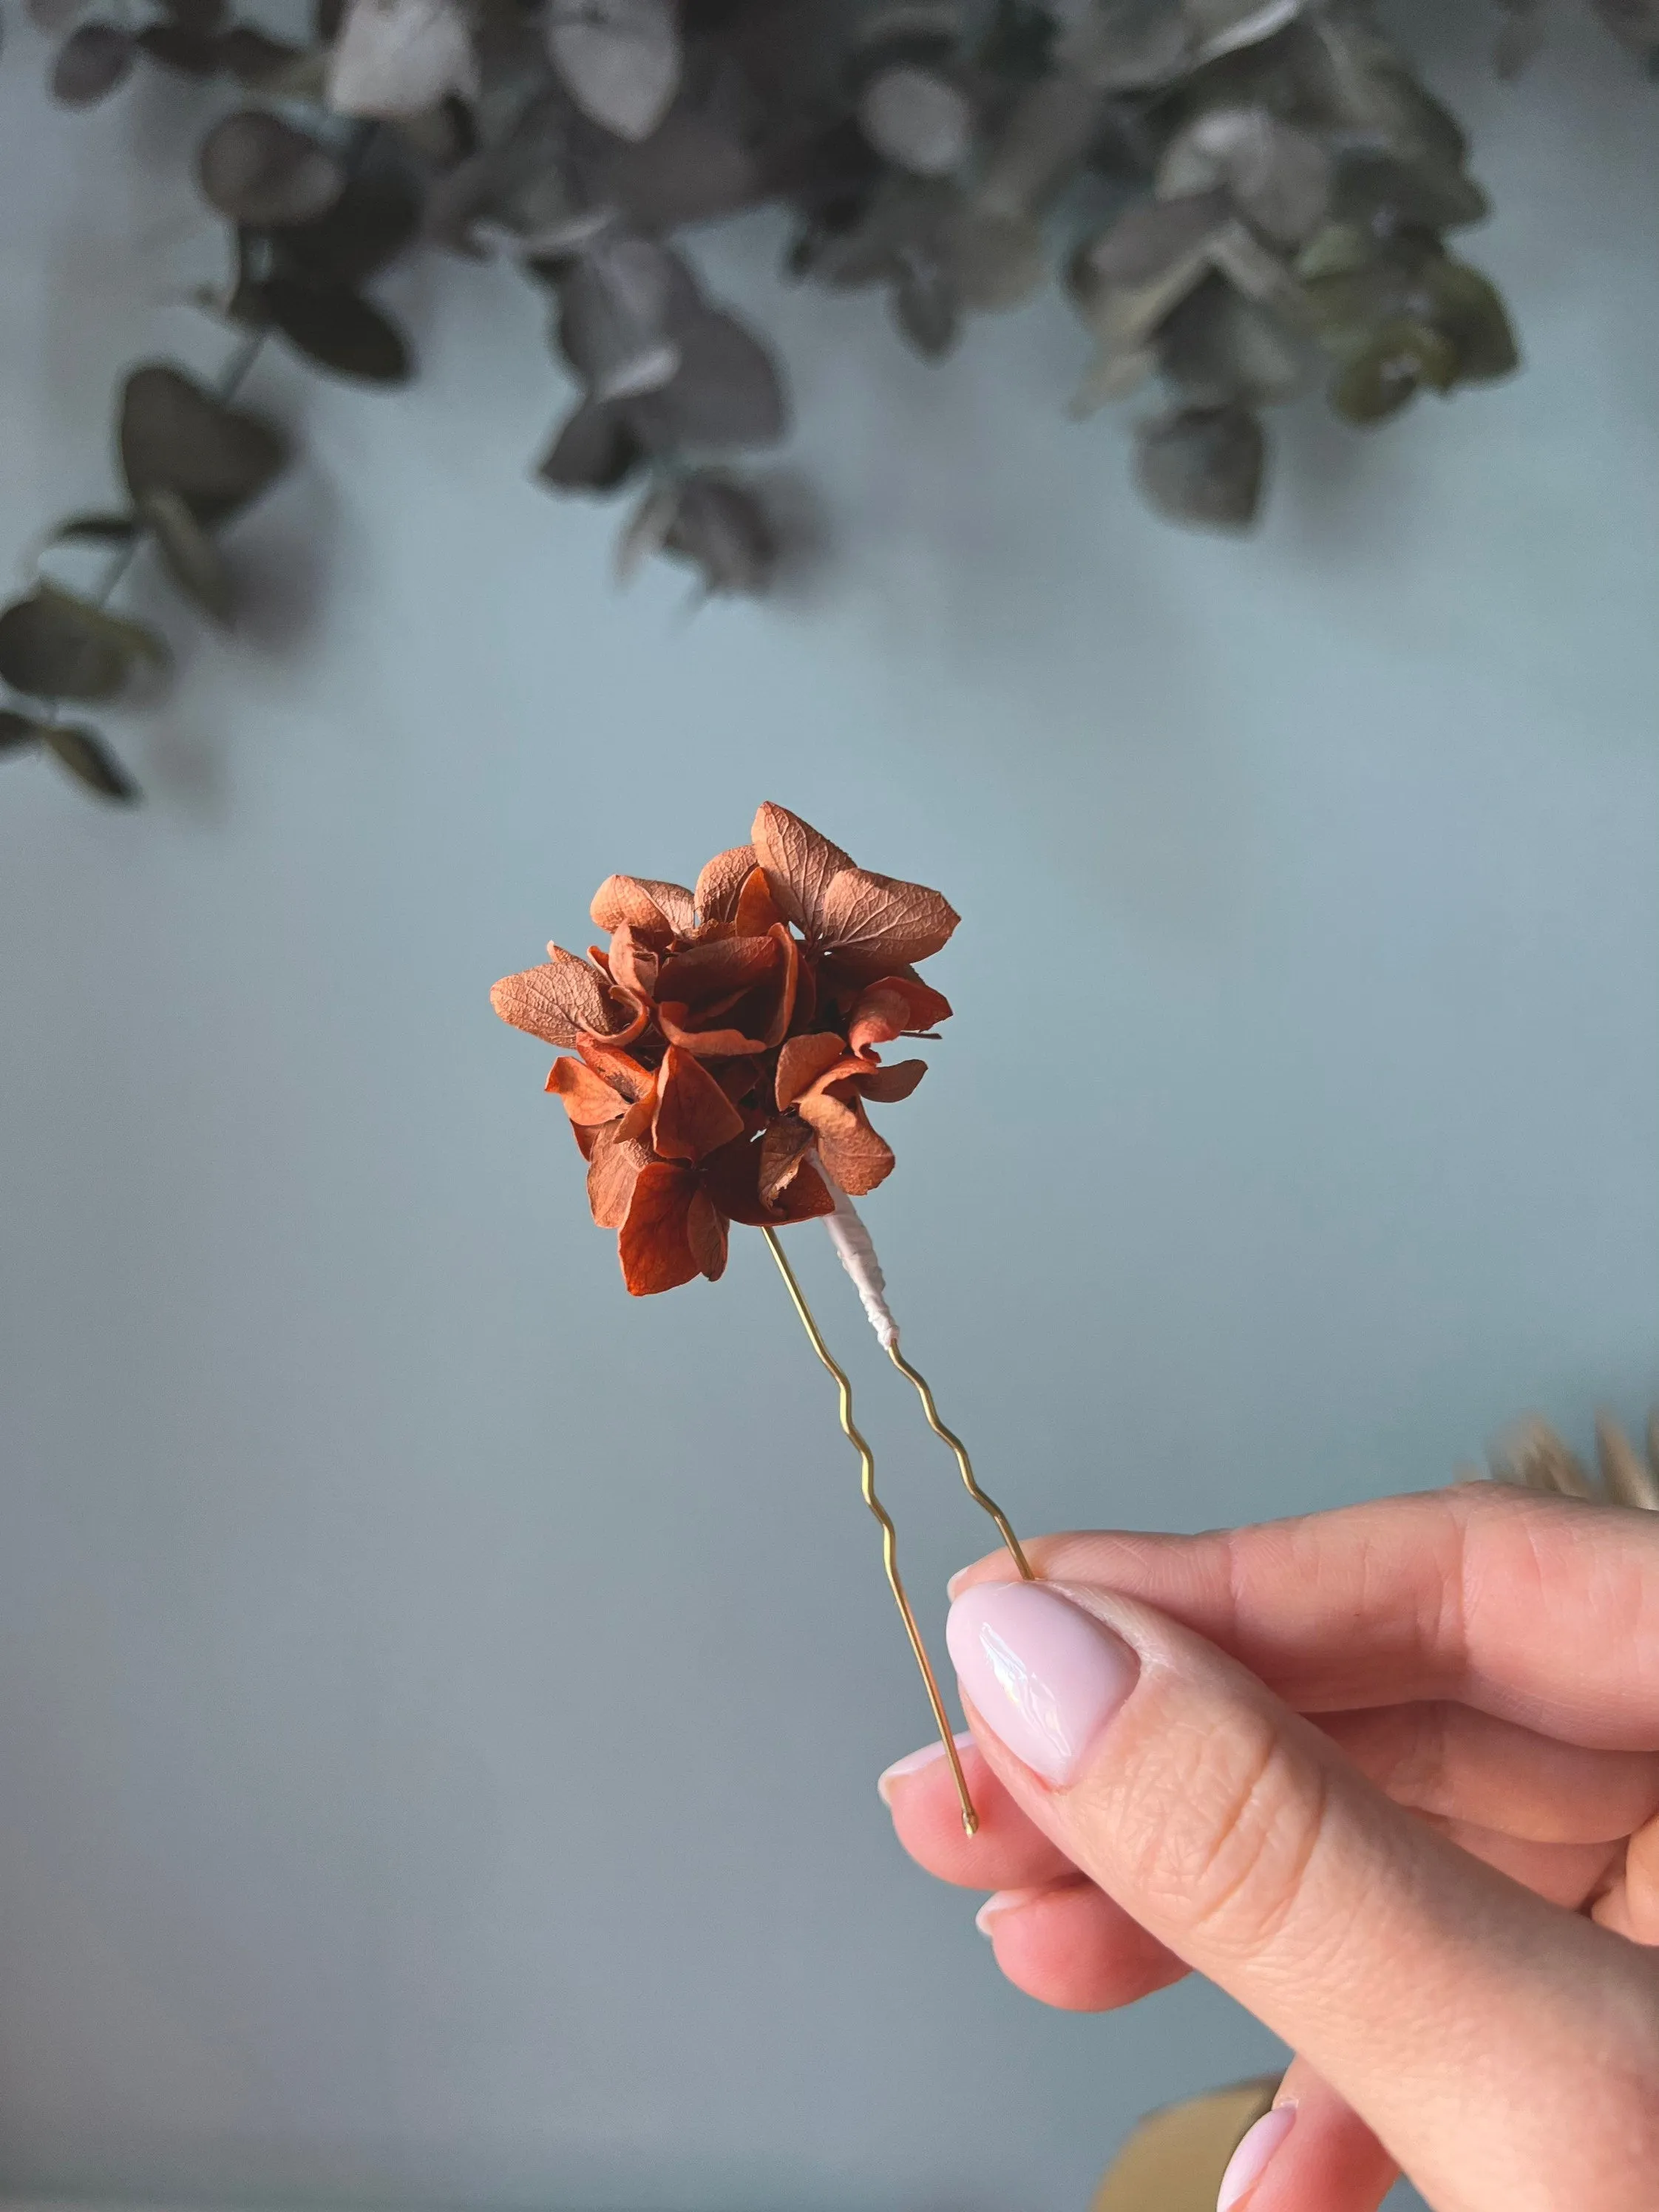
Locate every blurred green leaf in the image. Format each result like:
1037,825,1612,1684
0,584,166,703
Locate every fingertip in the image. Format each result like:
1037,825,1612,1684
877,1732,972,1807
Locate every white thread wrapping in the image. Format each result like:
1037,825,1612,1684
824,1184,900,1349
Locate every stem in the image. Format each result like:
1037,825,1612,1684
761,1225,980,1837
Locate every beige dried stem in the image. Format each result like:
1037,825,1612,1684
1485,1406,1659,1512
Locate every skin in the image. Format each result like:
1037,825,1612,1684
880,1483,1659,2212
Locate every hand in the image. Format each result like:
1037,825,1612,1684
879,1484,1659,2212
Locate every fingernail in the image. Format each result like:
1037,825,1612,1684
946,1566,972,1601
974,1887,1042,1938
877,1731,974,1805
1216,2104,1297,2211
945,1584,1137,1785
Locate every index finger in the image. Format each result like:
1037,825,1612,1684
952,1484,1659,1750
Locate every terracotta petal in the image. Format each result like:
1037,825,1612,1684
731,865,785,936
657,1005,770,1056
587,1125,654,1229
775,1031,847,1110
852,1056,927,1103
702,1131,835,1225
618,1161,701,1295
798,1090,895,1195
591,874,696,937
491,946,631,1045
815,867,960,977
652,1045,746,1163
686,1188,730,1282
847,975,954,1052
608,923,660,1002
751,802,853,936
656,933,779,1002
759,924,800,1048
694,844,755,923
758,1115,816,1203
546,1056,628,1126
767,1156,835,1222
577,1039,654,1102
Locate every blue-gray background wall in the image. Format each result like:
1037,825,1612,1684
1,7,1655,2211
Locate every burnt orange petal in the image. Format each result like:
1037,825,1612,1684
656,934,779,1002
732,865,785,937
798,1091,895,1195
608,923,660,1002
852,1056,927,1103
587,1126,653,1229
815,868,960,977
776,1032,848,1109
767,1155,835,1222
657,1006,771,1056
751,802,853,936
591,875,696,937
759,1115,816,1204
577,1039,654,1102
847,975,954,1052
686,1188,729,1281
652,1044,746,1162
694,844,755,923
546,1056,628,1126
617,1161,701,1294
491,946,631,1045
760,924,800,1048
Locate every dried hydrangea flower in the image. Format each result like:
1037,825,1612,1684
490,801,957,1295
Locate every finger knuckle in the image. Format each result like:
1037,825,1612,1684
1120,1707,1331,1964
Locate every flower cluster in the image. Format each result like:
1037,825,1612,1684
491,804,958,1295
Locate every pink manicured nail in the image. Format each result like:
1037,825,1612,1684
1216,2105,1297,2211
877,1732,974,1805
945,1584,1138,1785
974,1887,1042,1938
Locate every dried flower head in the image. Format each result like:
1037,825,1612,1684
491,804,957,1294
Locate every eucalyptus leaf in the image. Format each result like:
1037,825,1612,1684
1158,274,1304,406
261,279,414,381
892,257,957,357
573,109,761,231
975,75,1102,220
328,0,478,118
1135,402,1264,529
160,0,226,33
1423,259,1519,381
0,584,167,703
45,723,141,802
625,310,787,449
1329,149,1488,231
1330,318,1458,424
557,236,699,400
0,710,44,753
120,364,288,525
1156,106,1329,247
135,23,221,74
858,65,973,177
198,111,347,227
659,472,776,594
49,513,139,547
535,401,645,493
51,21,134,104
29,0,86,34
1592,0,1659,52
616,480,678,578
272,166,421,288
547,0,680,143
947,205,1045,310
138,489,236,625
217,24,305,84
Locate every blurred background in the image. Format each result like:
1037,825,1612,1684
1,4,1655,2210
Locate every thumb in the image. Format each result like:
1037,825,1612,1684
946,1580,1659,2212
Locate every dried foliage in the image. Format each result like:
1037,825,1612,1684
490,802,957,1295
7,0,1651,798
1487,1407,1659,1512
